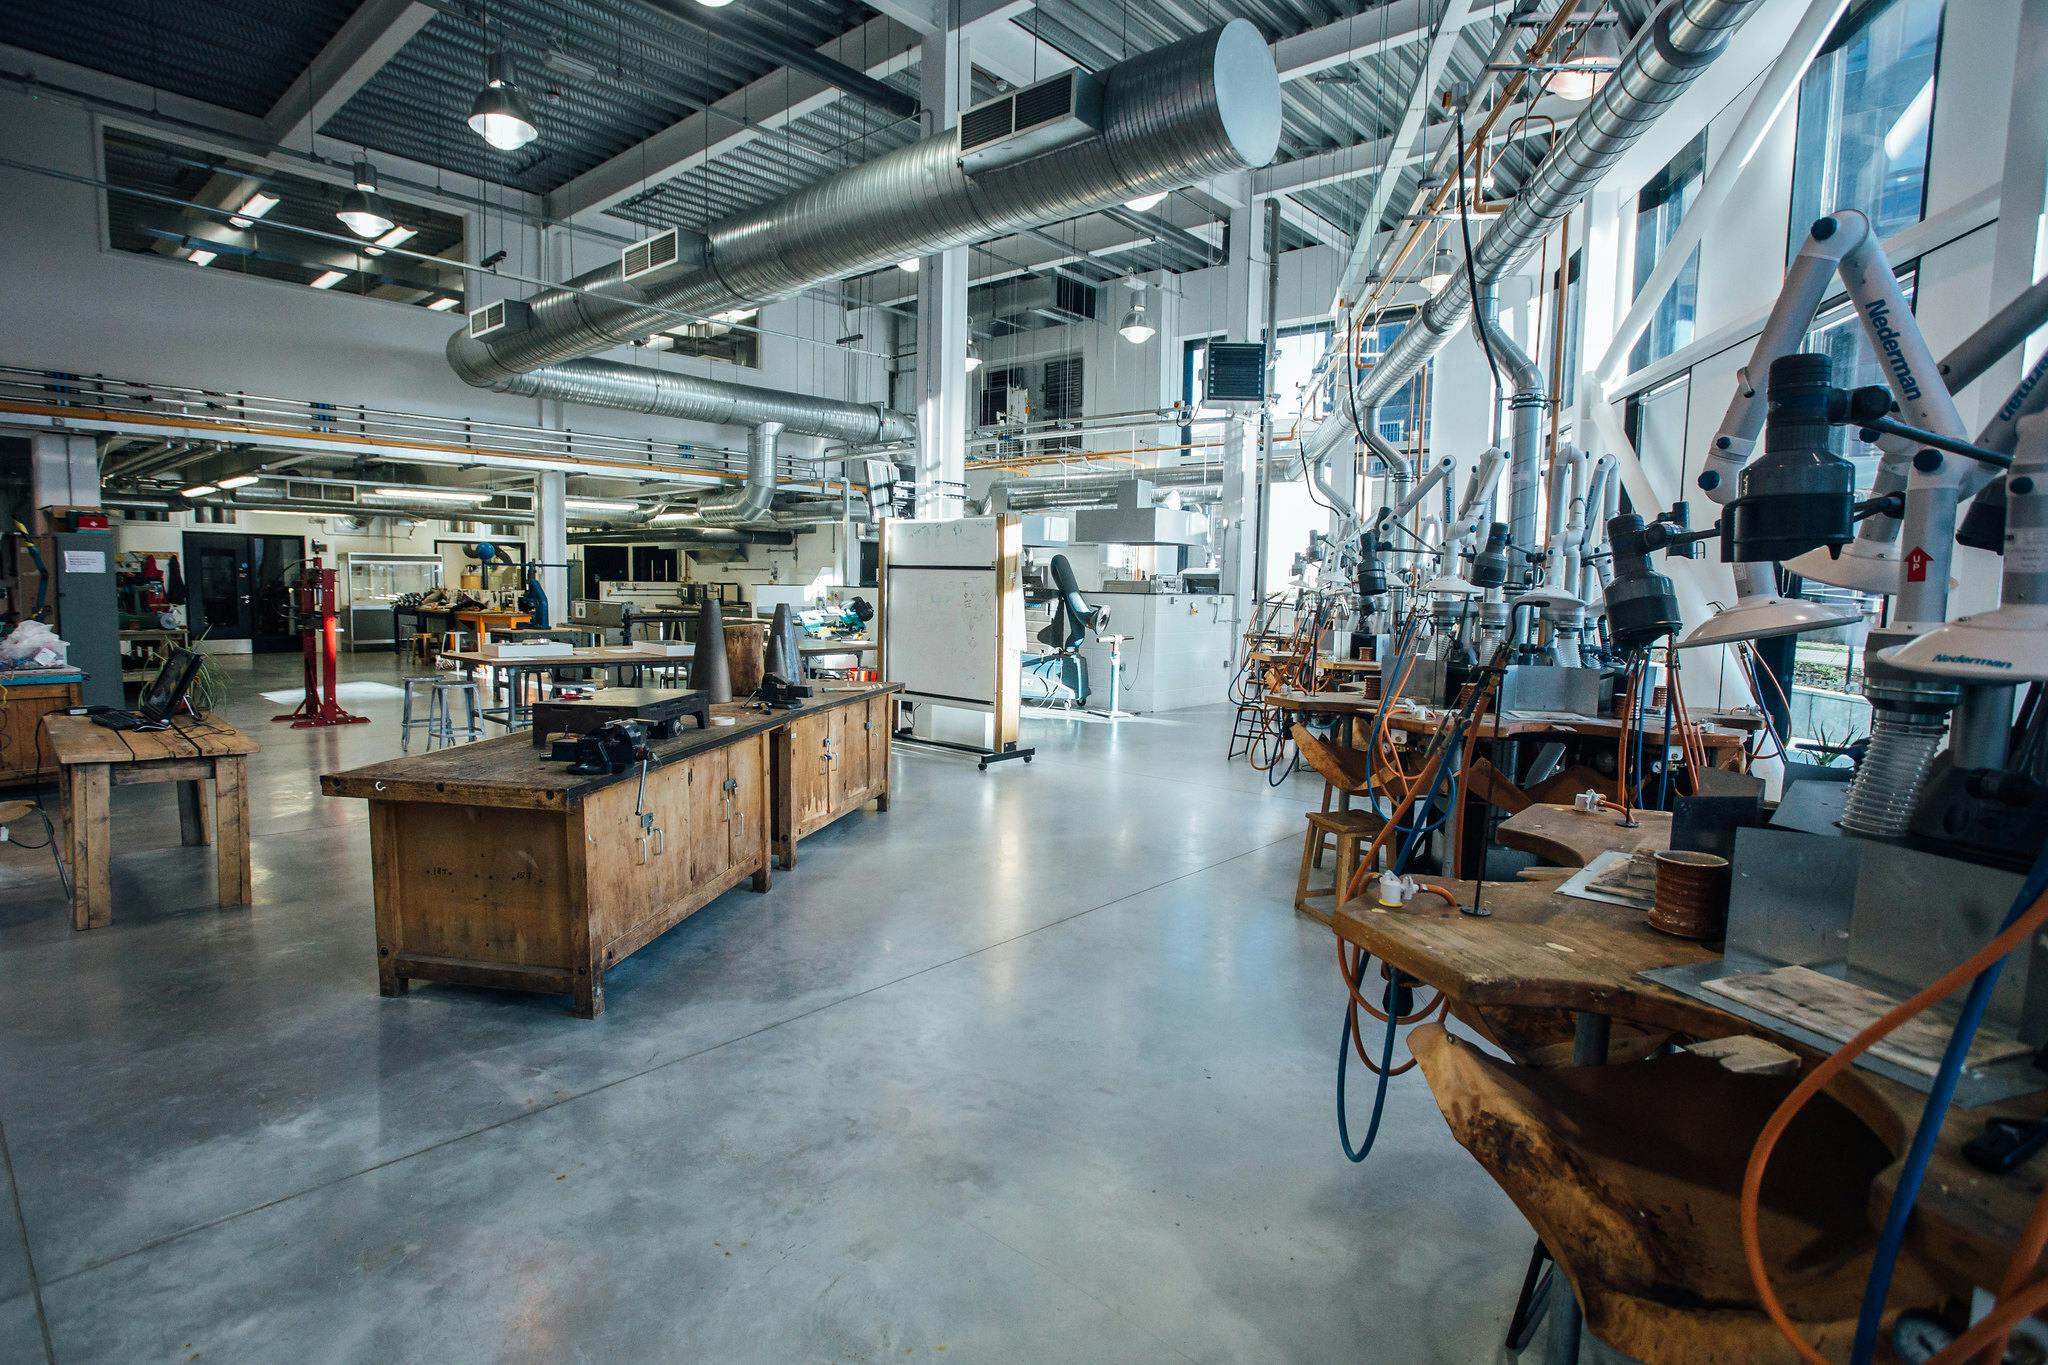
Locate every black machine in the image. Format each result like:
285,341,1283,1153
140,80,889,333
1026,555,1109,707
89,647,204,731
543,718,652,776
531,687,710,747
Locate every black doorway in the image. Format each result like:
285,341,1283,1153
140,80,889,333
185,531,304,651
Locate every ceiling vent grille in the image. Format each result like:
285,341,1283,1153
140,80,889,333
468,298,532,339
958,69,1103,175
620,227,706,286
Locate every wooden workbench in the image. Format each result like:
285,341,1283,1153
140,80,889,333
1329,879,2044,1359
0,669,83,788
44,712,257,930
322,686,899,1016
1496,803,1673,866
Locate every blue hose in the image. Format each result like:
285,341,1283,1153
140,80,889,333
1338,952,1404,1162
1657,669,1675,808
1850,840,2048,1363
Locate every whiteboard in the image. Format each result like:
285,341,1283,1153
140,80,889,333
880,518,1020,729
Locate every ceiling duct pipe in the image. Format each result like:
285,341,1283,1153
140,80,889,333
1474,286,1547,574
1352,0,1758,411
697,421,784,526
977,459,1296,513
485,356,914,446
446,22,1281,389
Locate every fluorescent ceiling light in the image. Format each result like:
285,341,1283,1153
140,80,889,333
425,296,461,312
897,258,920,273
187,250,218,267
309,270,348,290
565,497,638,513
216,475,260,489
1124,191,1168,213
469,49,540,151
1119,303,1155,345
228,191,278,229
369,486,492,504
181,484,219,498
364,225,417,258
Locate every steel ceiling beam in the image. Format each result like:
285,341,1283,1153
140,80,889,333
1271,0,1518,81
620,0,919,119
264,0,436,149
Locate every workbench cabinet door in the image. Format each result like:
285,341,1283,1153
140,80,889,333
790,711,834,831
727,734,765,866
864,696,889,798
686,747,732,885
830,704,870,809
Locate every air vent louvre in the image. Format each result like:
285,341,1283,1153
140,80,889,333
468,298,532,339
959,99,1015,152
1013,72,1074,131
622,228,690,284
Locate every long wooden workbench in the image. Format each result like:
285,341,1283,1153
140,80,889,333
322,682,899,1016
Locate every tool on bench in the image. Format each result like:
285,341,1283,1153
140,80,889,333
544,718,652,776
529,687,710,747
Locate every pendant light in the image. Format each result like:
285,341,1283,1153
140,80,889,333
469,47,540,151
1547,20,1620,102
1119,301,1156,345
336,159,395,238
1418,247,1457,292
965,334,983,372
1124,191,1167,213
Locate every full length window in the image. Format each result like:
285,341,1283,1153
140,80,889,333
1787,0,1942,258
1629,132,1707,372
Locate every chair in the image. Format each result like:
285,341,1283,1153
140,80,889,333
427,678,484,748
1290,723,1388,921
399,676,442,753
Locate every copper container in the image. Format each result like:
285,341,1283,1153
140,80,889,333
1648,850,1732,940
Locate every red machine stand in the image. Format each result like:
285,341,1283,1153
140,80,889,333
274,557,370,729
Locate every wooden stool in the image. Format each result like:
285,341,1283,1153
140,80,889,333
1294,807,1385,925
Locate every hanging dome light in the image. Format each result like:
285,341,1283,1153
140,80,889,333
1124,191,1167,213
965,335,983,372
468,48,540,151
1547,21,1620,102
336,159,395,238
1418,247,1457,292
1119,301,1156,345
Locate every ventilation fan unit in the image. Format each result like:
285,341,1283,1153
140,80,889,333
958,69,1104,175
468,298,532,340
620,227,706,286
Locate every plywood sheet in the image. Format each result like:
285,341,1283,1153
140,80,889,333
1703,965,2032,1077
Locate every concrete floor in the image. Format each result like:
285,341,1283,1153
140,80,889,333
0,651,1538,1364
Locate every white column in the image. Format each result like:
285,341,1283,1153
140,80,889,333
1216,179,1266,632
913,29,969,520
534,469,568,617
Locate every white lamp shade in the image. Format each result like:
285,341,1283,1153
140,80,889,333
337,190,394,238
1879,604,2048,682
1124,191,1167,212
1676,596,1859,649
1423,574,1481,598
1119,304,1155,344
1512,586,1585,609
469,85,539,151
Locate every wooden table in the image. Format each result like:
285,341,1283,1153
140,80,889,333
1496,803,1673,866
322,688,898,1017
0,669,84,788
444,646,693,728
1329,879,2044,1356
44,713,257,930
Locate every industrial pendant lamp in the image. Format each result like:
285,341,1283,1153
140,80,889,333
965,335,983,372
336,160,395,238
1119,301,1155,345
1124,191,1167,213
1547,21,1619,102
468,48,540,151
1418,247,1457,292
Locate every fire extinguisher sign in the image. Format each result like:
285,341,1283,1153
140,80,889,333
1904,547,1931,583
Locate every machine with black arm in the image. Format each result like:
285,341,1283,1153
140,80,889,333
1024,554,1110,710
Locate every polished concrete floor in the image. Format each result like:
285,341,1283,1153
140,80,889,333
0,652,1537,1363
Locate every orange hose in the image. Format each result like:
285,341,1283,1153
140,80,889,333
1976,1179,2048,1362
1741,884,2048,1361
1934,1271,2048,1363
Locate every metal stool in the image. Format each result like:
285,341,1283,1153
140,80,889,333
437,629,470,668
399,676,442,753
428,679,484,749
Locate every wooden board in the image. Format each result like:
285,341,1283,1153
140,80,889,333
1497,804,1674,867
1703,965,2033,1077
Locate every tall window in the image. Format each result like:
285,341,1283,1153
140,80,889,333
1787,0,1942,258
1629,132,1707,372
1555,249,1585,412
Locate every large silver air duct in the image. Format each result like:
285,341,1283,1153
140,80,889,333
449,22,1281,389
698,422,784,527
1354,0,1757,410
1474,287,1546,572
490,358,912,445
